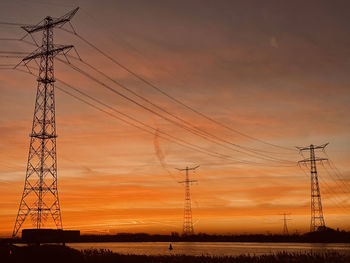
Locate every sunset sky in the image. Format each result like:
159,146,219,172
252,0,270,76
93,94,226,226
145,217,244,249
0,0,350,237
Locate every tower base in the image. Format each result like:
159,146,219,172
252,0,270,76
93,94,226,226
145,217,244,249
22,229,80,244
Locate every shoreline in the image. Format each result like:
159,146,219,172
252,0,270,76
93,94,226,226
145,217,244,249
9,241,350,245
66,241,350,245
4,229,350,244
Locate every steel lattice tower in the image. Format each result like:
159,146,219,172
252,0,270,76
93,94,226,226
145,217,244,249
176,165,199,235
280,213,291,235
297,143,328,232
12,8,78,238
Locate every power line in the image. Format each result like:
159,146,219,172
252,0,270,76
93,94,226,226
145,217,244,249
0,37,36,46
60,24,295,152
55,82,244,163
15,67,237,162
318,177,349,210
299,149,350,195
57,78,296,167
1,17,304,158
0,21,29,26
15,65,296,168
323,153,350,192
65,54,295,158
299,164,349,210
17,66,283,166
320,162,350,194
57,57,296,165
0,51,30,55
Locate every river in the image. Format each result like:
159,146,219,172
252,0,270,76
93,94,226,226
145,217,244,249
68,242,350,256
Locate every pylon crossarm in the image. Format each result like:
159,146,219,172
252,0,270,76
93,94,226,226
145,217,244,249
298,158,328,164
178,180,198,184
21,7,79,33
22,45,73,62
297,143,329,152
175,165,200,172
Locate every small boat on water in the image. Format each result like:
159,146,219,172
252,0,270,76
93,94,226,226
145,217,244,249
169,243,173,250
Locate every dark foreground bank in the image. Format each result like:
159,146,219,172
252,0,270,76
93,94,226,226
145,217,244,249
1,244,350,263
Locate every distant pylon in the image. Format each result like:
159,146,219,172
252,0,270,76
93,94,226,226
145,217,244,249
12,8,79,238
280,212,291,235
176,165,199,235
297,143,328,232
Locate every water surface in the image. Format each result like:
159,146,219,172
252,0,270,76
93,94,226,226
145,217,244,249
68,242,350,256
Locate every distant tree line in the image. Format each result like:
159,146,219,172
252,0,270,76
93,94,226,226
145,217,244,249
77,227,350,243
3,226,349,243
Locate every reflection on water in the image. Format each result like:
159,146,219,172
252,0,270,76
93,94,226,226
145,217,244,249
68,242,350,256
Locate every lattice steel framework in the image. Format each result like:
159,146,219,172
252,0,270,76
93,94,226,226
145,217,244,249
280,212,291,235
297,143,328,232
176,165,199,235
12,8,78,238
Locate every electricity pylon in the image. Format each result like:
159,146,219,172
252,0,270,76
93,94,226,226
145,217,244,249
280,212,291,235
12,8,79,238
297,143,328,232
176,165,199,235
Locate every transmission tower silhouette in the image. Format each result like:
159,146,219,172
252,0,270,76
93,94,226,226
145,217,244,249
12,8,79,237
176,165,199,235
297,143,328,232
280,212,291,235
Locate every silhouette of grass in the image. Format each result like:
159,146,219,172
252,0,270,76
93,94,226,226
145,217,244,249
80,249,350,263
1,244,350,263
